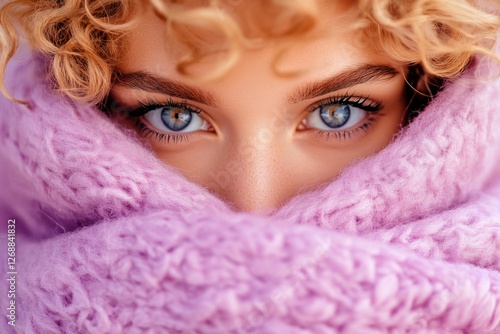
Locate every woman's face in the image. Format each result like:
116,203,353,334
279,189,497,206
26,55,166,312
109,1,408,213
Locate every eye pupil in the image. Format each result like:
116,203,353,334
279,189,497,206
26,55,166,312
161,107,192,131
319,104,350,128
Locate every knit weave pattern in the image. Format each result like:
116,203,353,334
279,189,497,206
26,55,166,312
0,50,499,333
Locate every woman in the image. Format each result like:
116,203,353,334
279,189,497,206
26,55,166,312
0,0,499,333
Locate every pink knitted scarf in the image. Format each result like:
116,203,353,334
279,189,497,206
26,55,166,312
0,50,499,333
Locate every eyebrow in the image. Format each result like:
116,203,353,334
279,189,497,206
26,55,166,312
114,71,218,107
287,64,400,103
114,64,399,107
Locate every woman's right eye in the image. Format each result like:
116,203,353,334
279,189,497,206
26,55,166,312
143,106,211,134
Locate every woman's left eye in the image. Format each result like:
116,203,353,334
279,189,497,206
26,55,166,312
303,103,367,131
143,106,210,133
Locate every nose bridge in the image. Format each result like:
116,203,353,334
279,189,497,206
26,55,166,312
210,122,293,213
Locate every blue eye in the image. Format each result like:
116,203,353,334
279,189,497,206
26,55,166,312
319,104,351,128
144,106,210,134
305,103,366,131
161,107,192,131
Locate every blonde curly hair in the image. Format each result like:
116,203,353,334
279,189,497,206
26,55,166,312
0,0,499,105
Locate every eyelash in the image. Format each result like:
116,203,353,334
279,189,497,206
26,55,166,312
307,92,382,113
127,97,202,144
126,94,383,144
308,92,383,142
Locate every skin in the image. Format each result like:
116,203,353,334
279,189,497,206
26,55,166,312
109,1,410,213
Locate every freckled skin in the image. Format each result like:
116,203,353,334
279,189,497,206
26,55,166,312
110,2,408,213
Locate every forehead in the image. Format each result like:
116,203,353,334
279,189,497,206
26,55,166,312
119,0,388,77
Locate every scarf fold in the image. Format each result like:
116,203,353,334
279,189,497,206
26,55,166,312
0,50,499,333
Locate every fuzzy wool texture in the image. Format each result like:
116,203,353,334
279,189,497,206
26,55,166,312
0,50,499,334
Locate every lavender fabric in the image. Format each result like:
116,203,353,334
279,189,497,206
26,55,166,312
0,50,499,334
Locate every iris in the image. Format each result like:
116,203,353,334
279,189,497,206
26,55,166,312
160,107,192,131
319,105,350,128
